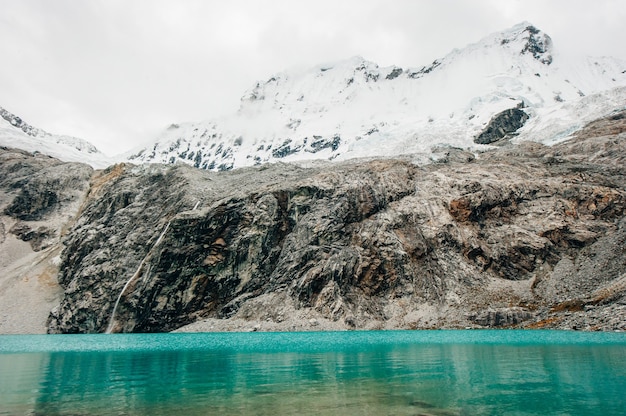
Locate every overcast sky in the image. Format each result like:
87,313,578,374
1,0,624,155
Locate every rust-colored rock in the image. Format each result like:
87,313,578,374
449,198,472,222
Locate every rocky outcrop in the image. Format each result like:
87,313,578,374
0,148,93,250
2,111,625,334
49,160,430,333
474,107,529,144
520,25,553,65
0,147,93,333
35,112,626,333
468,307,533,327
1,106,46,137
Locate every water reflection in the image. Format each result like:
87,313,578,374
0,336,625,415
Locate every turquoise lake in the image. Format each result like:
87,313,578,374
1,330,625,415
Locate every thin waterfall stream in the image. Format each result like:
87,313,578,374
105,202,199,334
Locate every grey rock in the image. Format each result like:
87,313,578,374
0,147,93,246
45,113,626,333
385,67,403,80
0,147,93,333
474,107,529,145
4,111,626,334
468,307,534,327
520,25,553,65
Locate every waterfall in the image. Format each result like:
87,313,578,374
105,201,199,334
105,221,170,334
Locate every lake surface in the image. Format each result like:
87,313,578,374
1,330,625,415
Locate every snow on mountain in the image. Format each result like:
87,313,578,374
129,22,626,170
0,106,111,168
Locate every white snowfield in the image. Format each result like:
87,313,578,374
125,22,626,171
2,22,626,170
0,107,113,168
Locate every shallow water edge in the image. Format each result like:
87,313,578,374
2,329,626,353
1,330,625,416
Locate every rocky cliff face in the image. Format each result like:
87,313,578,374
29,110,624,333
474,106,529,144
0,147,93,333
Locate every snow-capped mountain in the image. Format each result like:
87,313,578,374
128,22,626,170
0,106,111,168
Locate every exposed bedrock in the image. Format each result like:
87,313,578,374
474,107,529,145
42,112,626,332
0,147,93,333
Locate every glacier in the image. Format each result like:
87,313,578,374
125,22,626,171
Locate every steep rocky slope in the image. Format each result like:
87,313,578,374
30,110,625,333
0,148,93,333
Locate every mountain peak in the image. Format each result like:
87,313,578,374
514,24,553,64
496,22,553,64
238,55,383,112
129,23,626,171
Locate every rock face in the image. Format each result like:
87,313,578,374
0,147,93,333
0,147,93,252
1,107,47,138
519,25,553,65
474,107,529,144
37,111,626,333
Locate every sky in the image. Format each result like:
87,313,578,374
1,0,625,156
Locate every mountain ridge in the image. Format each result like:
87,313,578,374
126,22,626,171
1,108,625,334
1,22,624,172
1,22,626,332
0,105,111,168
37,109,626,333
